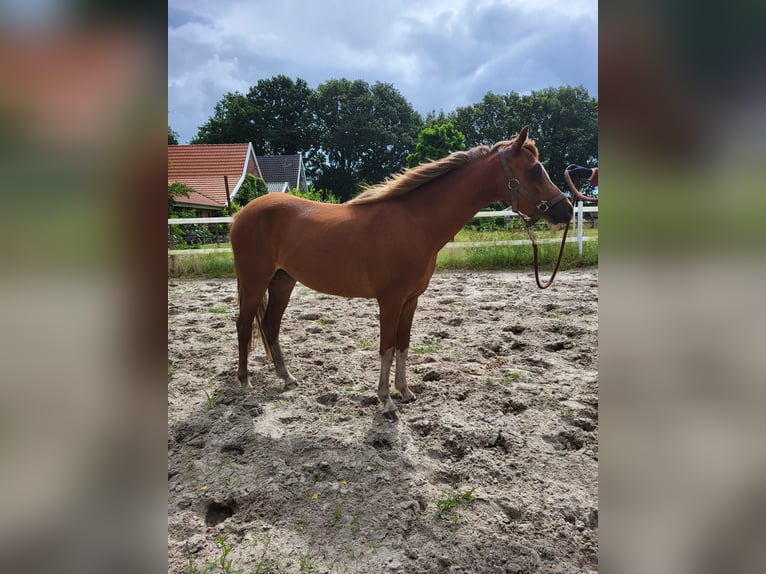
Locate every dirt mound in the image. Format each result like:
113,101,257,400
168,269,598,573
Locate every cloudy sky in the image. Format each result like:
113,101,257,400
168,0,597,144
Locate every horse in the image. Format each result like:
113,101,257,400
230,126,573,420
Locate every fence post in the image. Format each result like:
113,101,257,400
577,201,584,256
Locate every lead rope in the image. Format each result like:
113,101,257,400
499,147,570,290
526,220,570,289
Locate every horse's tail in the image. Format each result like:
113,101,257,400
254,291,272,360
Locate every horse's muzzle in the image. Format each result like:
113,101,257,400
547,200,573,224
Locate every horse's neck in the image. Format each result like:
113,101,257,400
403,155,504,248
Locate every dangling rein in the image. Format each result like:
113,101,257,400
525,218,570,289
498,149,570,290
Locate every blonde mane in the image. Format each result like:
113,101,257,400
346,138,538,205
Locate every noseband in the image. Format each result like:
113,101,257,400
498,147,571,289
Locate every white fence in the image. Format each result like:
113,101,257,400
168,204,597,256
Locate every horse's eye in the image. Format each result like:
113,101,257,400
528,165,543,180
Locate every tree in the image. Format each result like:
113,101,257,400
516,86,598,192
168,125,179,145
233,174,267,207
191,92,255,144
451,91,525,147
191,76,314,154
406,122,466,167
246,75,314,155
309,79,423,201
168,181,192,215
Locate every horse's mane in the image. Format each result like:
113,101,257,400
346,138,539,205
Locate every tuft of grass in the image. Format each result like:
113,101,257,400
311,470,326,485
187,534,241,574
186,533,273,574
435,488,477,525
412,341,444,355
502,371,523,386
204,390,219,410
208,306,229,314
331,506,343,527
350,513,361,537
299,547,317,572
358,339,372,349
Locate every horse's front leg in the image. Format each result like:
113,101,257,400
377,300,402,421
394,297,419,403
378,347,397,420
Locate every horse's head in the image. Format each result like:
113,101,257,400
498,126,573,225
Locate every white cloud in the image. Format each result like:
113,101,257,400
168,0,597,143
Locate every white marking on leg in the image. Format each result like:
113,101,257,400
378,347,396,414
238,372,252,389
276,366,297,389
394,348,415,401
271,342,298,389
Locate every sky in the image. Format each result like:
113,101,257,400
168,0,598,144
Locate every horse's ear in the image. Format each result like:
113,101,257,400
511,126,530,151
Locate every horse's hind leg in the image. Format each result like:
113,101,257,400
237,288,266,389
394,296,419,403
263,270,298,390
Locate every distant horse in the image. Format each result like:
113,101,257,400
230,126,572,420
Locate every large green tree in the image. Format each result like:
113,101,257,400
406,122,466,167
191,76,314,155
517,86,598,191
191,92,254,144
168,126,179,145
246,75,314,155
452,92,525,147
309,79,423,201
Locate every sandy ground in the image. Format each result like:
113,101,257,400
168,268,598,573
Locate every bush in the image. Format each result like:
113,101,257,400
233,174,267,207
288,187,340,203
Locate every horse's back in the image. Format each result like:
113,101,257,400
232,193,310,249
232,193,305,231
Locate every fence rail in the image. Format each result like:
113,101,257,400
168,205,598,256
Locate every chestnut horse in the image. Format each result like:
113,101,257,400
231,126,572,420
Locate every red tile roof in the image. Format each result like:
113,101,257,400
168,143,259,208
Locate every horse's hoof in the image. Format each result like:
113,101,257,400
238,377,252,390
283,381,298,391
400,393,417,404
383,410,398,422
283,375,298,389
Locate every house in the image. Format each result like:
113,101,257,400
168,143,261,216
256,154,308,194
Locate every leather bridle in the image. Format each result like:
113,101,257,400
498,147,571,289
